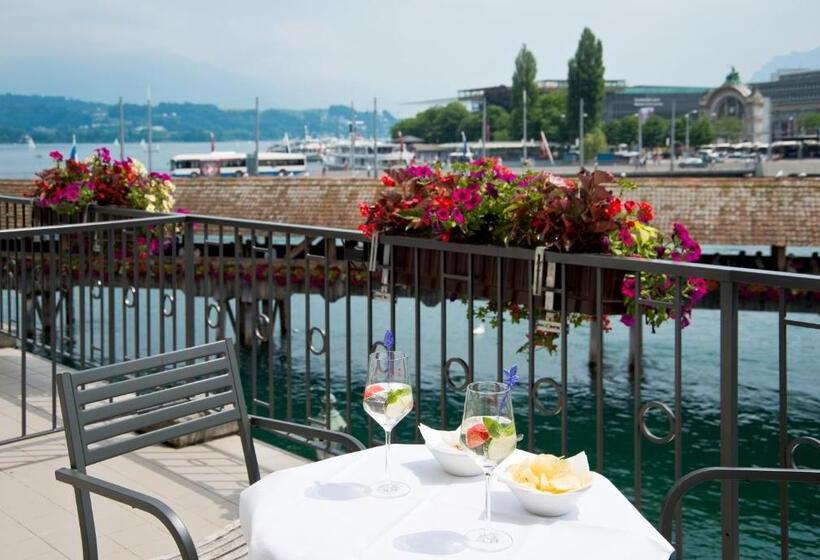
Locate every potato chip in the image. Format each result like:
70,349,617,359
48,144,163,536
507,452,592,494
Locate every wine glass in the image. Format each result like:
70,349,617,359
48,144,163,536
460,381,517,552
363,350,413,498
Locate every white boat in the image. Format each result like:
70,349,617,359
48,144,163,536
24,135,36,149
322,137,412,170
140,139,160,152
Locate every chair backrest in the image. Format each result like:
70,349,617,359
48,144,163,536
57,339,259,482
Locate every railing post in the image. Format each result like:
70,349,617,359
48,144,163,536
184,219,195,349
719,280,739,560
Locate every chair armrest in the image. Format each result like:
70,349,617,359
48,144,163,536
659,466,820,540
55,467,198,560
249,415,366,454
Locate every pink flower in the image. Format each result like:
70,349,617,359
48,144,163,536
620,314,635,327
453,188,470,204
621,276,636,298
619,228,634,247
49,150,63,162
452,209,464,225
435,208,450,221
463,192,482,211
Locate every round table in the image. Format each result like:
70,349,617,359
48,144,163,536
239,444,673,560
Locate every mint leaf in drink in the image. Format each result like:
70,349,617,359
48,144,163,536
482,416,515,438
385,386,411,406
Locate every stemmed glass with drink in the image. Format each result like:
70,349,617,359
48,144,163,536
459,366,519,551
363,330,413,498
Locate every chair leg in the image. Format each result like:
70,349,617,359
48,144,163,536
74,488,98,560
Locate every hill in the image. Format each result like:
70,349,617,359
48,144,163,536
0,94,396,143
751,45,820,82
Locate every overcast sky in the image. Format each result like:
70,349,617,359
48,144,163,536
1,0,818,115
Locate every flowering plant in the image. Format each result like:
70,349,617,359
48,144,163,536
359,160,708,351
28,148,175,215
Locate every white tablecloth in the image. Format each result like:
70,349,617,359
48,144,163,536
239,444,673,560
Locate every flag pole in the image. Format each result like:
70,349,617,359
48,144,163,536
118,96,125,160
147,86,153,173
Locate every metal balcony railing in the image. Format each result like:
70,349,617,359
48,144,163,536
0,194,817,559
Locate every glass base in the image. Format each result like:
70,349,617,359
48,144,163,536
464,527,513,552
371,479,410,499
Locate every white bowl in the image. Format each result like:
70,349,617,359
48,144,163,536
499,468,593,517
424,442,483,477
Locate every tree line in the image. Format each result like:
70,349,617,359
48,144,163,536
391,29,819,153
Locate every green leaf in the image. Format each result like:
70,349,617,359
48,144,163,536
386,386,411,406
482,416,515,438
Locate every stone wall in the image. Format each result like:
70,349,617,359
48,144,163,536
2,176,819,246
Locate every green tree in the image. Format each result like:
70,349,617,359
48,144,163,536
531,90,567,143
642,115,669,148
712,116,743,142
673,116,715,148
486,105,510,141
391,102,472,143
798,112,820,134
584,128,608,161
688,117,715,147
567,28,605,140
508,44,539,140
604,115,638,146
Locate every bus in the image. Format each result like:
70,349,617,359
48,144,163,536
170,152,249,177
258,152,308,176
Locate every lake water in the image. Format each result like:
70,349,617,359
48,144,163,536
2,141,819,558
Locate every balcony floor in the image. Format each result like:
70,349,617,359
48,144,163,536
0,348,308,559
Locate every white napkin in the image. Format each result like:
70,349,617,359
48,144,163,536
417,423,464,455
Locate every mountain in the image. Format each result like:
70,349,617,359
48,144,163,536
751,45,820,82
0,94,397,143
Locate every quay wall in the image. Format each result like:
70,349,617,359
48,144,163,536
1,177,818,246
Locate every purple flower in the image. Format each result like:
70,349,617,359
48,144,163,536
655,245,667,259
452,209,464,225
503,365,520,387
498,365,519,417
435,208,450,221
151,172,172,181
96,147,111,163
485,184,498,198
601,235,610,252
383,329,395,350
49,150,63,162
620,314,636,327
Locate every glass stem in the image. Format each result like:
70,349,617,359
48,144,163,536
385,428,392,482
484,471,492,528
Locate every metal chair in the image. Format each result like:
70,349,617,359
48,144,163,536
55,339,365,560
659,465,820,559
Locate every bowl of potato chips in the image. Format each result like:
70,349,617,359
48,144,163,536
499,451,594,516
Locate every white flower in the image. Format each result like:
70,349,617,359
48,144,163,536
146,203,156,212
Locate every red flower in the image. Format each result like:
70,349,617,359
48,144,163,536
358,202,370,217
380,175,396,187
624,200,637,214
608,197,622,217
638,201,654,223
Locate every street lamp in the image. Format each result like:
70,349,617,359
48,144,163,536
579,99,588,166
684,110,698,154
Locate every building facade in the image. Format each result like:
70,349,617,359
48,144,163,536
753,70,820,138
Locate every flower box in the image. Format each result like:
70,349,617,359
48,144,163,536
359,160,706,351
